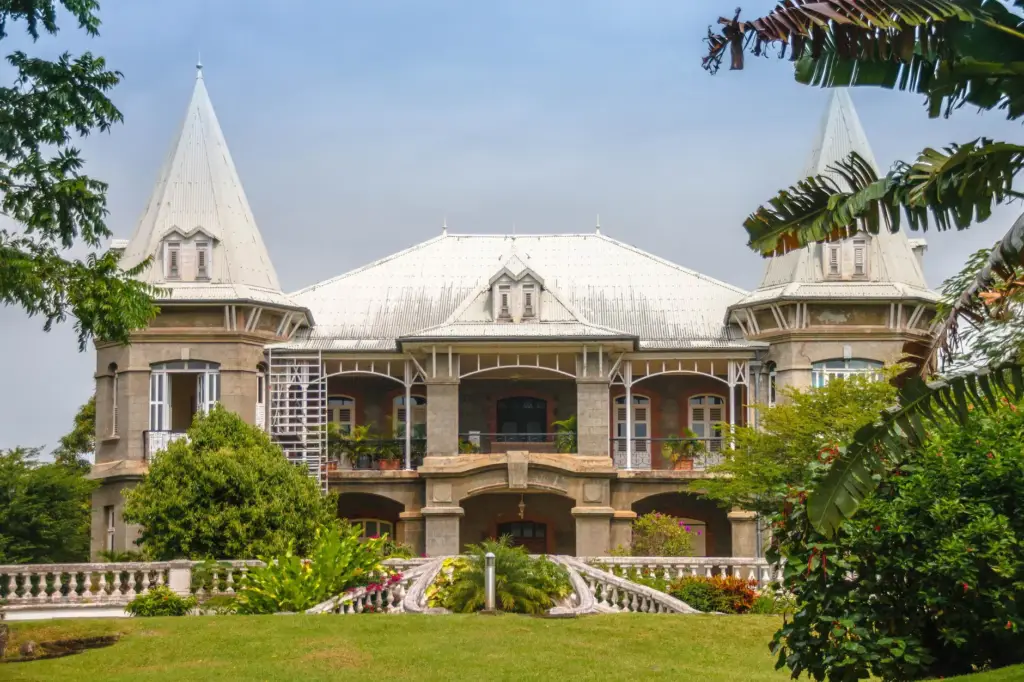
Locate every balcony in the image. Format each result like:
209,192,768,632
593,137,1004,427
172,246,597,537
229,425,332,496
144,430,188,462
328,437,427,471
457,432,574,455
611,437,725,471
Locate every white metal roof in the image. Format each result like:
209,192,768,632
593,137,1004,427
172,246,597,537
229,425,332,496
117,65,295,308
279,233,754,351
736,89,937,308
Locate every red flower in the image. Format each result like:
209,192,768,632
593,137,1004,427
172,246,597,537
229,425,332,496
874,525,881,532
1007,621,1014,630
962,582,970,592
986,452,994,459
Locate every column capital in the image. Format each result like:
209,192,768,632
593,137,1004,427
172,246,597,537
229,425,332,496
421,505,465,518
571,505,615,518
728,509,757,521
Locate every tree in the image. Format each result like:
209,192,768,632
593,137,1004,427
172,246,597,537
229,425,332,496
123,407,336,560
52,394,95,471
0,446,95,563
0,1,156,350
702,373,896,515
703,1,1024,535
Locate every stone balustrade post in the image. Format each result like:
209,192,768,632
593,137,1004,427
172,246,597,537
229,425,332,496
167,560,193,596
728,509,759,558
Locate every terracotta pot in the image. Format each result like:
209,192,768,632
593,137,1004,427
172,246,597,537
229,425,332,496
377,459,401,471
327,461,339,472
672,458,694,471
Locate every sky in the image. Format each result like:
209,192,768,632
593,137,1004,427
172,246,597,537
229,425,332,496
1,0,1021,453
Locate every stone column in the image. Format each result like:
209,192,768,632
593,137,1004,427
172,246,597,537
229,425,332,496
426,381,459,456
422,506,463,556
729,509,758,557
397,511,425,557
572,506,614,556
610,510,636,553
576,380,610,457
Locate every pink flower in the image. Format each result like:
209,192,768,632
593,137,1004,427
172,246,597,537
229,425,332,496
697,531,702,536
684,526,691,532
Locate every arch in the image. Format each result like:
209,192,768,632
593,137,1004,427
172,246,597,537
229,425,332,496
630,492,731,557
460,364,576,380
628,369,731,388
336,492,405,532
461,492,576,554
150,359,220,372
317,368,409,386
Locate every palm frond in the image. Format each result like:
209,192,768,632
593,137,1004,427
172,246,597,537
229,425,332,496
747,139,1024,256
705,2,1024,120
807,362,1024,536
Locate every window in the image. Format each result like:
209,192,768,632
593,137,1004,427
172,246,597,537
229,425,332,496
689,395,725,452
393,395,426,438
196,241,211,279
496,396,547,442
149,371,167,431
522,284,536,317
826,244,840,277
614,395,651,467
853,238,867,276
256,373,266,429
104,505,115,552
111,367,119,436
498,284,511,318
165,241,181,279
767,365,777,408
353,519,394,540
328,395,355,434
811,359,883,388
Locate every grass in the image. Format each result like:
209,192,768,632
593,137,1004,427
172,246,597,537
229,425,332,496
3,614,791,681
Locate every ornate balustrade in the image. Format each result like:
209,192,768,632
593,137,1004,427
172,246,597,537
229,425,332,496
0,561,185,608
582,556,781,588
144,430,189,462
559,557,700,613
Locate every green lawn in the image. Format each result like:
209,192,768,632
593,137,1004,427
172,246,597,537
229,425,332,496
4,614,790,681
4,615,1021,681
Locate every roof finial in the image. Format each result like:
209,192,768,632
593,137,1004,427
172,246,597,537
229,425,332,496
196,52,203,79
442,216,447,236
595,214,601,235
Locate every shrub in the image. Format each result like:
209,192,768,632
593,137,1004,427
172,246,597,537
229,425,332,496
234,522,390,615
627,512,695,557
769,401,1024,680
381,538,415,559
126,586,197,617
432,537,572,614
750,592,795,616
669,575,757,614
123,407,335,560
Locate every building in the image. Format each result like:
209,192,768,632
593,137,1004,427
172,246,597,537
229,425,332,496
89,66,938,558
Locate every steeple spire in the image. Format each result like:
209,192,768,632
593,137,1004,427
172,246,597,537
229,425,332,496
119,63,291,305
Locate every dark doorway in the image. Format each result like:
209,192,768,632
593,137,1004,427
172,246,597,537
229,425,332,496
496,396,547,442
497,521,548,554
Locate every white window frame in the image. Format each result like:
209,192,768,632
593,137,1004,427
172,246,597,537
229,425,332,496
811,359,883,388
255,373,266,430
328,395,355,434
689,394,725,452
393,395,426,438
165,241,181,279
353,518,394,540
149,371,169,431
498,284,511,318
111,370,119,436
853,238,867,277
104,505,115,552
197,371,220,415
614,394,650,458
826,244,841,277
196,241,211,280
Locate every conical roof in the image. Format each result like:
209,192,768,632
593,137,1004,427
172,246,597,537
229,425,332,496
119,64,294,307
737,89,937,307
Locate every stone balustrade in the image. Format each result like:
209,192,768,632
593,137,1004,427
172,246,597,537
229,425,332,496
581,556,781,589
0,561,188,608
306,562,434,614
560,557,701,613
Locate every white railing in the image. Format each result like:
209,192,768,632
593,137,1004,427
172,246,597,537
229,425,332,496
306,562,433,614
144,430,189,461
189,560,265,599
560,557,700,613
582,556,780,589
0,561,190,608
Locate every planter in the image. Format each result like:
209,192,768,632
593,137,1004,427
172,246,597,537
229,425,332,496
378,459,402,471
672,458,694,471
355,455,373,470
327,461,339,472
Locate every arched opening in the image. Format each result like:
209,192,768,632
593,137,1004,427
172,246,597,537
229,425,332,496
631,492,730,557
337,493,405,540
460,492,575,554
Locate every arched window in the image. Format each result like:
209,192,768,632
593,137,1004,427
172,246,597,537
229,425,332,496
614,395,651,468
689,395,725,452
766,362,777,408
328,395,355,434
255,364,267,430
811,359,883,388
393,395,426,438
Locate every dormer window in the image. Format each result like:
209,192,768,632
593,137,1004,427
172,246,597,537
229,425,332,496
166,241,181,279
853,238,867,277
498,284,511,318
196,241,211,279
826,244,840,277
522,284,536,318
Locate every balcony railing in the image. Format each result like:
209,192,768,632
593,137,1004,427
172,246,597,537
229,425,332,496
457,432,575,455
610,437,725,471
328,438,426,471
144,430,188,462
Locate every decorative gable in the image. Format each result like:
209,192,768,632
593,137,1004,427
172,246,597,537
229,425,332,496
487,260,546,322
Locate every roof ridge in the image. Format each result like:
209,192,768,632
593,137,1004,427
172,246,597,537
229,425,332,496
592,233,750,295
290,233,448,297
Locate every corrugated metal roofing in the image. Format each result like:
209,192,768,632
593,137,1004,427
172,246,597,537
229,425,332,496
281,233,754,351
738,89,937,309
118,65,295,308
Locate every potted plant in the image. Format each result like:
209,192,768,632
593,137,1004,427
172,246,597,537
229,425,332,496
378,437,403,471
552,415,577,454
661,429,705,471
334,424,375,470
